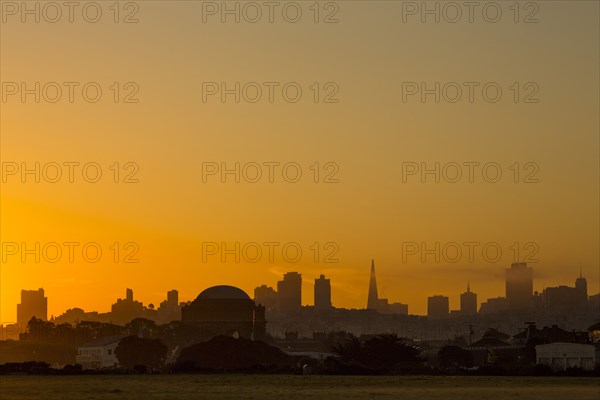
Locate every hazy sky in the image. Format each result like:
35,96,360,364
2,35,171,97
1,1,599,320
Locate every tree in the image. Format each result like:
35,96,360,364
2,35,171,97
115,336,167,370
125,318,156,338
438,345,473,368
27,317,55,338
331,334,422,372
176,335,293,371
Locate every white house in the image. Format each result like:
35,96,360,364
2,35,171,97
76,335,125,369
535,342,598,371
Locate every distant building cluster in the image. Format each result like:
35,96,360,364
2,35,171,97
11,288,182,332
2,260,599,373
426,263,595,319
365,260,409,315
256,271,339,314
3,260,598,345
253,260,408,317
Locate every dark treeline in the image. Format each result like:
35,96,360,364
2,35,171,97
2,319,599,376
1,317,211,364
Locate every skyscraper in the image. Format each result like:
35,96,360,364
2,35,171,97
314,274,332,310
167,289,178,305
277,272,302,313
157,289,181,324
17,288,48,325
460,283,477,315
428,295,449,319
367,259,379,310
575,267,588,306
506,262,533,311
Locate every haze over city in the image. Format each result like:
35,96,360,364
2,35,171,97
0,1,599,398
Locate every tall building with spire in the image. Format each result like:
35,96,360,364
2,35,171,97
575,266,588,308
460,283,477,315
542,270,589,312
367,259,379,310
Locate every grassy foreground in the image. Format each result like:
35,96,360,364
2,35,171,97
0,375,598,400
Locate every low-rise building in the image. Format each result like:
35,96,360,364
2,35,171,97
76,335,125,369
588,322,600,343
535,342,598,371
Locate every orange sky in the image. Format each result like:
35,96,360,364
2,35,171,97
1,1,599,321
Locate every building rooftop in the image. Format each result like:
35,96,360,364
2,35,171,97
588,321,600,331
79,335,126,348
195,285,251,301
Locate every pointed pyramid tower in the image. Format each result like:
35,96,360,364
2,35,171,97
367,259,379,310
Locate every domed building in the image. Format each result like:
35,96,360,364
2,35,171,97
181,285,266,341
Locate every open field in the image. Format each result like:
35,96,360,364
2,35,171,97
0,375,598,400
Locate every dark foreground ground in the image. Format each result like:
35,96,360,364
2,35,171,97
0,375,598,400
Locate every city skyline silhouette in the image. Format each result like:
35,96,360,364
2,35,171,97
1,0,598,397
